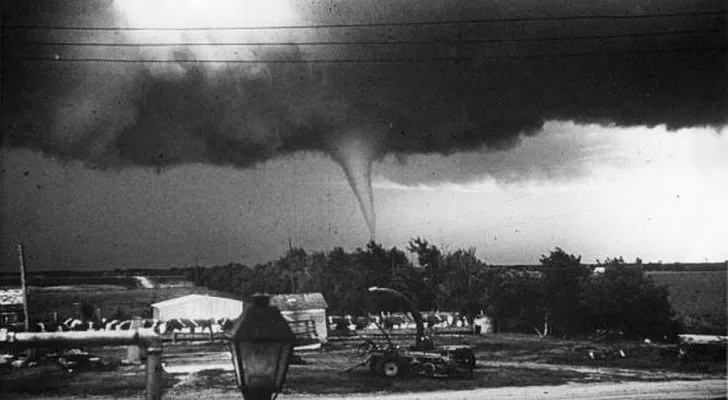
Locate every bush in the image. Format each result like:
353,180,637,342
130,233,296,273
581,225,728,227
581,258,682,340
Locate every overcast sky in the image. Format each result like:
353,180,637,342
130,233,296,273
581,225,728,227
2,0,726,270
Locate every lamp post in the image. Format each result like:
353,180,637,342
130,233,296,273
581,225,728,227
227,294,295,400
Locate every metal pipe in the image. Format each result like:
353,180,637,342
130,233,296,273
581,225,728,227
1,329,164,399
0,329,161,349
368,286,428,348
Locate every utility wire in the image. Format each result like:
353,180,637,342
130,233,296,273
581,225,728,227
8,29,719,47
9,46,724,64
11,55,470,64
4,10,725,31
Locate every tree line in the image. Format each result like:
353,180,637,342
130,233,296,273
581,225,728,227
181,239,682,340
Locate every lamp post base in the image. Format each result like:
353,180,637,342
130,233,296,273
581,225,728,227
242,388,274,400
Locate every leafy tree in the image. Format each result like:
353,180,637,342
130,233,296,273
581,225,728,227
440,248,489,320
581,257,682,340
277,247,308,293
540,248,590,337
111,306,130,321
390,264,431,311
320,247,354,315
350,241,415,315
407,237,443,270
182,241,682,341
487,268,544,333
407,237,445,310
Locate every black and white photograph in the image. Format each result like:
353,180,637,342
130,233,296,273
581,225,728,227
1,1,726,399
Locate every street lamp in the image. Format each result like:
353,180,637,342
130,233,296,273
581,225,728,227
227,294,296,400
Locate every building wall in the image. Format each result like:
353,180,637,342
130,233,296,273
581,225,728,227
282,309,328,342
153,297,243,320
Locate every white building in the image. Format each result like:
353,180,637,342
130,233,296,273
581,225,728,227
269,293,329,343
151,294,243,320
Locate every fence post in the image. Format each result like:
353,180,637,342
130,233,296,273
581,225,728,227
127,317,143,364
145,339,163,400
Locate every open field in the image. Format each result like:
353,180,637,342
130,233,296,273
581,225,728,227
2,333,725,399
24,286,239,322
1,274,192,291
648,271,727,334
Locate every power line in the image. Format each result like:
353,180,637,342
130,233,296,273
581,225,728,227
8,29,719,48
9,46,724,64
11,55,470,64
5,10,725,31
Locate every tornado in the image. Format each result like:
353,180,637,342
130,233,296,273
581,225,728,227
328,131,378,240
3,0,726,239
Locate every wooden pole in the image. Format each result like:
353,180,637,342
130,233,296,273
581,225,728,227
17,244,30,331
145,339,163,400
288,238,295,293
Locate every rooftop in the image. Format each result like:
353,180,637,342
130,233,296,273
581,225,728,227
151,293,243,308
269,293,328,311
0,289,23,306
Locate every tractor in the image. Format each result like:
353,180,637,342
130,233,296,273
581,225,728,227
356,287,476,379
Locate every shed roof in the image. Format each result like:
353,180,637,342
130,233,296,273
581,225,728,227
269,293,328,311
0,289,23,306
151,294,242,308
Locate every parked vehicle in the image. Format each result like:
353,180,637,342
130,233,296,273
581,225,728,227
360,287,476,379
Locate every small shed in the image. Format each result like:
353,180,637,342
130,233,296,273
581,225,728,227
269,293,329,343
0,289,24,325
151,294,243,321
473,315,494,335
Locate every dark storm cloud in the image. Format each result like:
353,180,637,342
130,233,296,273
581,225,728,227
3,0,725,169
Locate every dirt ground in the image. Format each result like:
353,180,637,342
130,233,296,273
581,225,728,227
2,333,725,399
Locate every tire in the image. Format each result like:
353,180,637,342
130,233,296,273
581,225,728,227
379,358,401,378
409,360,423,376
422,362,436,377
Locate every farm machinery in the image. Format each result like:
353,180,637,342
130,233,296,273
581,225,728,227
353,287,476,379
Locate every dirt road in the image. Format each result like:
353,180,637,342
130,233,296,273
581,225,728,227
162,351,721,382
160,380,725,400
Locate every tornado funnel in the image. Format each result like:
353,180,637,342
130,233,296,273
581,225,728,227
329,132,377,240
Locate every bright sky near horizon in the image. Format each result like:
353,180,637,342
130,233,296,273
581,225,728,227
1,0,726,270
3,122,726,269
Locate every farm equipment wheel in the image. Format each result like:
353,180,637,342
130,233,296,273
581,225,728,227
378,358,401,378
409,360,423,376
357,340,376,357
422,362,436,377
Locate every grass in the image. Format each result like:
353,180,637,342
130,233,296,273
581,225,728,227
165,365,587,397
648,271,727,334
162,338,589,397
